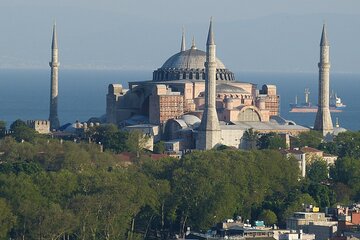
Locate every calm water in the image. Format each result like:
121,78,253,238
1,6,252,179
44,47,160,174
0,69,359,130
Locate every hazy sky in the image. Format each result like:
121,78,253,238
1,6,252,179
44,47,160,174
0,0,359,73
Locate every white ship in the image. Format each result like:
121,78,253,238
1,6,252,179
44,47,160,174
330,90,346,108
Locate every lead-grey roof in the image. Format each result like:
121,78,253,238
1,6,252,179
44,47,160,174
181,114,201,126
226,121,309,131
161,48,226,69
216,84,248,94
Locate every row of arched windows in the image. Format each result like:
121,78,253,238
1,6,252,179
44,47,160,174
153,68,235,81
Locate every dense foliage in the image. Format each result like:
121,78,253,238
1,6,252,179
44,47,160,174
0,136,306,239
1,119,360,239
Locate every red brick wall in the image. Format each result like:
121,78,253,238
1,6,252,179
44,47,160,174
351,212,360,225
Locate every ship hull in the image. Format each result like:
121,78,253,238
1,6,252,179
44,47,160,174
290,107,342,113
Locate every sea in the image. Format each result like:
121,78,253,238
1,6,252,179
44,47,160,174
0,69,359,131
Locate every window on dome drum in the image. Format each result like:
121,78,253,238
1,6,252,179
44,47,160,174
196,72,200,79
189,73,193,80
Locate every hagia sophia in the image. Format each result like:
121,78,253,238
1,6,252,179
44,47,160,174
105,20,309,151
35,19,345,152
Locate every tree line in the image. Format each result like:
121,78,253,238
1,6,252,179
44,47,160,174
1,120,360,239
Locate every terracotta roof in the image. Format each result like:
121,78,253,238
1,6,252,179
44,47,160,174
301,147,323,153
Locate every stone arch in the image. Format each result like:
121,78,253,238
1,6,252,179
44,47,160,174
237,106,262,122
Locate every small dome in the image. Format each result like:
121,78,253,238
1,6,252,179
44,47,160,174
162,48,226,69
333,127,347,136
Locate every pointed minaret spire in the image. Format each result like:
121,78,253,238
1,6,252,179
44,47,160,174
49,23,60,130
52,23,58,50
191,36,197,49
181,27,186,52
320,24,329,46
207,17,215,45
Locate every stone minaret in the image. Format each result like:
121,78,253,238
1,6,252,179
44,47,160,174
197,19,221,150
49,23,60,130
181,27,186,52
314,24,333,136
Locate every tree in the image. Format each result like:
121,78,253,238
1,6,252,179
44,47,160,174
243,128,259,150
332,182,352,205
257,133,286,150
293,130,323,149
258,209,277,226
87,124,128,153
332,131,360,159
307,183,335,208
126,130,150,158
10,119,27,131
282,193,316,220
9,119,37,142
0,198,16,239
153,141,166,154
307,159,328,183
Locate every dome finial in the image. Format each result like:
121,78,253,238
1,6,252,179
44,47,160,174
191,36,197,49
181,26,186,52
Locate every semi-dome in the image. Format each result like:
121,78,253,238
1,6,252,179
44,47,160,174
181,114,201,126
153,43,235,82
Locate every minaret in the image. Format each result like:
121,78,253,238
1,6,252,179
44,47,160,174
49,23,60,130
181,27,186,52
197,18,221,150
314,24,333,136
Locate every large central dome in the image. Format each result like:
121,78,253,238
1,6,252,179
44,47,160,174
153,42,235,82
161,47,226,69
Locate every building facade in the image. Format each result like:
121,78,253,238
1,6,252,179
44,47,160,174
106,21,308,151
